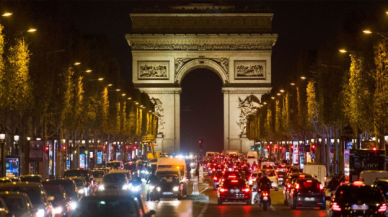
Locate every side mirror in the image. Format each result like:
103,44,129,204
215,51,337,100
48,196,55,202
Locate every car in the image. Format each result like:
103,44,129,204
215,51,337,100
0,182,52,217
19,175,43,183
374,178,388,199
0,177,12,185
287,177,325,209
91,170,105,184
260,169,279,191
71,177,88,196
217,178,251,205
98,173,129,191
275,171,287,186
43,179,79,202
328,181,387,217
43,185,71,217
63,169,94,189
73,191,156,217
283,173,313,205
212,171,223,190
0,191,32,217
155,169,184,200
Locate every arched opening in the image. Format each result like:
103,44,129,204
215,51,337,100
180,69,224,154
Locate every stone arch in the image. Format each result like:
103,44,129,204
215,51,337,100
175,59,228,86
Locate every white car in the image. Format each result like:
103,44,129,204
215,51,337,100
260,169,279,191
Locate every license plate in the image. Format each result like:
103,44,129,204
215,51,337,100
278,178,283,180
305,197,315,201
162,192,173,195
263,196,268,201
351,205,368,210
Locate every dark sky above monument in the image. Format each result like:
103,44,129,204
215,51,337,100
5,0,385,152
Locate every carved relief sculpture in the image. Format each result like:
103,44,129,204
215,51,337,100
138,61,169,79
237,95,261,136
150,98,165,135
175,57,229,80
235,60,266,79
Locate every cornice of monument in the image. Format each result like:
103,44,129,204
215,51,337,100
126,34,278,51
222,87,272,94
139,87,182,94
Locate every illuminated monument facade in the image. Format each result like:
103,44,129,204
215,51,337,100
126,4,277,153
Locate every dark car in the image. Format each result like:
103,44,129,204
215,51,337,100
71,177,88,196
283,173,313,205
43,179,79,201
63,169,93,187
19,175,43,183
73,191,155,217
374,178,388,199
0,191,32,217
0,177,12,185
217,178,251,205
98,173,129,191
213,171,223,190
43,184,70,217
329,181,387,217
287,178,325,209
155,170,183,200
0,182,52,217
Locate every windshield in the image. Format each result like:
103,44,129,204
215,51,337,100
298,179,321,192
262,170,275,176
103,174,126,183
158,175,179,183
20,176,41,183
335,186,384,203
92,171,104,178
106,162,121,169
44,182,76,198
78,197,137,217
1,196,26,211
45,188,64,201
0,186,41,205
73,179,84,186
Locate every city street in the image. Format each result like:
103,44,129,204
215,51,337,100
145,178,329,217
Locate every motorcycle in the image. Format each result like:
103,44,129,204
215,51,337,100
260,189,271,211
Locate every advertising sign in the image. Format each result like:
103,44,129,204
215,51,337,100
292,141,299,164
29,141,44,162
344,149,350,181
286,152,290,160
97,151,103,165
6,156,20,177
79,154,86,169
115,152,121,161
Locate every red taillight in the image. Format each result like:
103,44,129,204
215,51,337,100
262,191,269,197
295,184,300,190
319,184,324,190
378,203,387,212
231,180,238,183
287,184,291,188
213,168,215,171
242,187,250,193
220,187,228,193
213,177,218,181
228,175,236,179
332,202,341,211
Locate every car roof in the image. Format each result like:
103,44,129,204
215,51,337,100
0,182,42,187
376,178,388,182
20,174,41,177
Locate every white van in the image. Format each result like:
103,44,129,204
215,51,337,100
157,158,188,195
360,170,388,185
106,161,123,170
303,164,326,183
206,152,216,158
247,151,258,159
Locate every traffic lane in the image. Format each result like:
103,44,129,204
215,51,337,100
146,199,193,217
201,183,329,217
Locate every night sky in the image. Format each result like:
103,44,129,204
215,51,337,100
8,0,387,152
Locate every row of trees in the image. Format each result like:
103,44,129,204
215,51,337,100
247,10,388,172
0,3,157,174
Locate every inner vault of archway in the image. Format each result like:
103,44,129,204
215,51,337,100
180,69,224,153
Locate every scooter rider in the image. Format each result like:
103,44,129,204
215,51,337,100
258,172,272,204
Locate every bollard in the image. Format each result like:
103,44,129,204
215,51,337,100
192,176,199,195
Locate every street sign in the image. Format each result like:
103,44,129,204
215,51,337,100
311,154,315,159
330,148,334,154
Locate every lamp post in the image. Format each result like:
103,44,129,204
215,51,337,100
14,135,19,155
0,133,5,177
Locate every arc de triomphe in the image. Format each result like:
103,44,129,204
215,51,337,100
126,4,277,153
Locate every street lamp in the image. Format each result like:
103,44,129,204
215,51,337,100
290,82,296,86
107,84,113,87
116,89,121,92
85,69,92,73
27,28,37,33
300,76,307,80
14,135,19,155
280,89,285,93
122,93,126,96
0,133,5,177
14,135,19,142
2,12,12,17
74,62,81,66
98,78,104,81
127,97,132,100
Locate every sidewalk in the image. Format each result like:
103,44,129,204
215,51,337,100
186,179,209,201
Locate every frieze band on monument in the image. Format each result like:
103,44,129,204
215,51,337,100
130,41,274,51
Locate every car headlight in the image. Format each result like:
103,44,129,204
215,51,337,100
173,186,179,191
79,188,85,194
70,201,77,210
98,185,105,191
157,187,161,192
53,206,63,214
122,184,129,190
149,185,155,190
36,209,45,217
131,186,140,192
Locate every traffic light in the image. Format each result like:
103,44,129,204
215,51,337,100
258,146,261,151
133,145,137,150
62,146,66,151
102,145,106,150
311,145,316,150
373,147,377,151
251,146,255,151
267,145,270,150
45,146,49,152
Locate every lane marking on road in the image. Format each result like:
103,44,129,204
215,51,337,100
197,204,208,217
270,205,276,211
200,187,208,194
